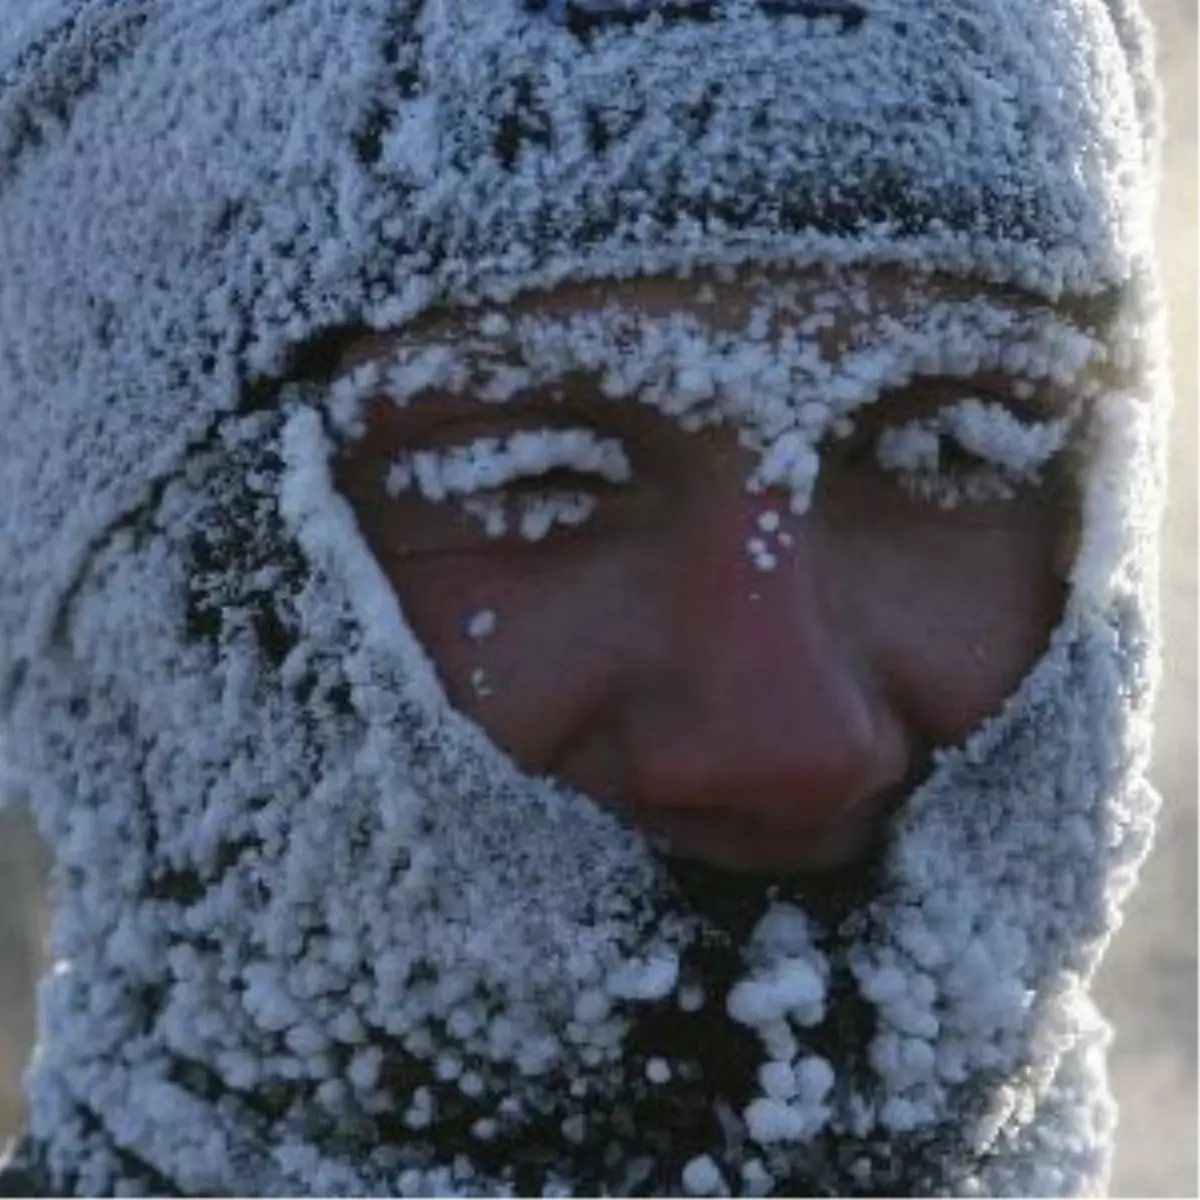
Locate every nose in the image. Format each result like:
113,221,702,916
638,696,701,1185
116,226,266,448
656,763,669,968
620,487,912,874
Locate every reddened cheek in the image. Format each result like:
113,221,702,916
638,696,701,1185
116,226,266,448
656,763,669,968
380,548,659,777
373,479,1069,792
891,550,1065,745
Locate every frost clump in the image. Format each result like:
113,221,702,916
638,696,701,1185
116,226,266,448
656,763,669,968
518,492,598,542
386,428,632,503
751,433,821,513
605,951,680,1002
727,956,824,1028
875,399,1075,506
748,507,790,570
681,1153,724,1196
943,400,1074,475
723,905,835,1148
327,286,1105,534
465,609,497,641
383,427,622,539
741,1054,834,1147
645,1057,672,1084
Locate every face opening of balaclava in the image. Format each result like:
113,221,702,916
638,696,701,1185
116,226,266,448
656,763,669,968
0,0,1171,1196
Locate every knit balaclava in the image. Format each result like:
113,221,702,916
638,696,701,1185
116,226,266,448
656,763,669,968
0,1,1169,1195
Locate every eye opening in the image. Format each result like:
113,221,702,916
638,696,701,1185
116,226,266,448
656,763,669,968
818,376,1082,516
384,425,632,499
337,418,642,559
488,466,625,495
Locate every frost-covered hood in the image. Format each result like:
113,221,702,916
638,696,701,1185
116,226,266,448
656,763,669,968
0,1,1168,1195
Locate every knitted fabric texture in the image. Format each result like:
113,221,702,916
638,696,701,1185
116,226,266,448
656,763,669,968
0,0,1167,1195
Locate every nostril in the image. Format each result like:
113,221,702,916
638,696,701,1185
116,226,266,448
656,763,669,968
623,786,901,875
617,638,914,873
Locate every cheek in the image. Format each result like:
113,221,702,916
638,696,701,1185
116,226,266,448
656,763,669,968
384,548,659,774
368,480,1069,783
832,518,1069,747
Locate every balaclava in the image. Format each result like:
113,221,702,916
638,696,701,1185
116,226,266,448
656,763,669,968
0,0,1169,1195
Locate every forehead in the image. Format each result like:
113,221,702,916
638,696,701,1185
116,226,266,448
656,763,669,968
341,265,1086,368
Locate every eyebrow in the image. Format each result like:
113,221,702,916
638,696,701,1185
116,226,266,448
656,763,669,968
271,281,1121,402
267,274,1118,424
355,372,1076,468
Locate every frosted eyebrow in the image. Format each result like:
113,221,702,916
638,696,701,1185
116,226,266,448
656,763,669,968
314,287,1111,511
284,282,1119,392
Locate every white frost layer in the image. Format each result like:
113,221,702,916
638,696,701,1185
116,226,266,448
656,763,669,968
0,0,1166,1195
327,285,1108,520
6,298,1165,1197
682,1153,725,1196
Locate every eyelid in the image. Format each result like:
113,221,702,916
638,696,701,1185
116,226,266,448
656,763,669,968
361,384,634,448
384,425,634,508
859,376,1071,426
828,378,1075,468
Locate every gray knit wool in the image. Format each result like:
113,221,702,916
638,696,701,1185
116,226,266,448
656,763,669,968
0,1,1168,1196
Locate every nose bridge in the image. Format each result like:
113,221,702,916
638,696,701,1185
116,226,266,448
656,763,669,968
689,501,872,761
626,484,908,826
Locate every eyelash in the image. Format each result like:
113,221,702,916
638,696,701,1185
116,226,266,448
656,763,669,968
460,487,602,541
377,396,1073,548
838,396,1075,509
384,428,630,543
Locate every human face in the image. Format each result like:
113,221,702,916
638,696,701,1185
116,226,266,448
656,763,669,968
333,268,1083,877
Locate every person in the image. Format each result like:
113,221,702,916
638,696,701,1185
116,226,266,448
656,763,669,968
0,0,1168,1194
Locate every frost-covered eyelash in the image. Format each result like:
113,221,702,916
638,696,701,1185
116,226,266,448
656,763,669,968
461,490,600,541
323,289,1103,519
873,398,1076,507
384,426,632,501
384,426,629,540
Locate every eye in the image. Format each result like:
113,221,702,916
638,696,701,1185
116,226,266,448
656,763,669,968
890,398,1072,505
821,387,1078,519
374,426,634,553
455,479,604,542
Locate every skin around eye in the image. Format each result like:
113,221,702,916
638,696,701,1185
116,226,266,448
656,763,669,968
433,482,604,545
326,268,1087,885
820,382,1081,523
336,416,644,558
338,379,1080,566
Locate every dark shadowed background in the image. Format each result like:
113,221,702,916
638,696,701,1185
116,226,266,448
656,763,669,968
1,3,1195,1194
